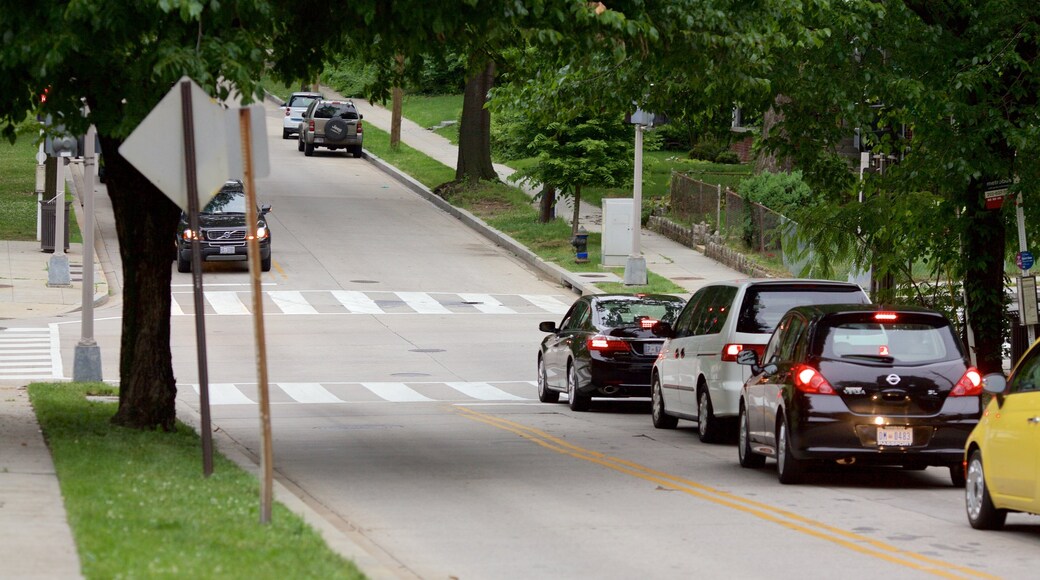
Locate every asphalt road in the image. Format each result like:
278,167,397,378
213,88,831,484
47,104,1040,578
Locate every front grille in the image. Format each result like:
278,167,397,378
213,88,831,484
205,229,246,241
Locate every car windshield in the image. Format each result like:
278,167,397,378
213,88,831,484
817,320,961,364
289,95,318,109
313,103,359,119
737,286,868,334
202,189,247,214
594,299,683,328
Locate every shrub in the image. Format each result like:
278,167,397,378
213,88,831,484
714,151,740,164
689,139,726,161
737,170,814,214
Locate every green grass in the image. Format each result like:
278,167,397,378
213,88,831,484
401,94,462,131
1,134,82,243
259,74,300,103
363,125,456,189
28,383,365,580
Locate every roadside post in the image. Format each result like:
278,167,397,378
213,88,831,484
73,124,102,382
624,108,652,286
45,131,76,287
1015,191,1037,347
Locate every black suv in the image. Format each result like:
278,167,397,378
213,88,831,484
176,180,272,273
736,304,981,485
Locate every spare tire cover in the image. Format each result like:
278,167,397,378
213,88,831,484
325,118,349,142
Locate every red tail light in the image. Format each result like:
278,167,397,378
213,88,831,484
357,120,363,133
875,312,898,321
285,107,290,116
640,318,658,329
308,120,315,132
587,335,631,353
721,343,764,362
951,367,982,396
792,364,835,394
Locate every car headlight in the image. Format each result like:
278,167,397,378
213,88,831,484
248,226,268,240
181,229,199,241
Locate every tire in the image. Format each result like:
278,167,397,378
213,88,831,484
260,254,271,273
325,118,348,142
966,450,1007,529
352,145,363,158
304,141,314,156
297,137,304,152
282,128,291,140
697,387,721,443
567,363,590,412
537,356,559,403
177,254,191,273
738,405,766,468
651,375,678,429
776,416,805,484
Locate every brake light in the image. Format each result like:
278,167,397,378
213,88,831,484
285,107,290,116
792,364,835,394
357,120,363,133
879,345,890,356
721,343,764,362
640,318,658,329
587,335,631,353
951,367,982,396
308,120,315,132
875,312,898,321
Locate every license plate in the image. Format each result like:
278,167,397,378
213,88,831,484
877,426,913,446
219,245,235,255
644,343,662,356
314,137,323,143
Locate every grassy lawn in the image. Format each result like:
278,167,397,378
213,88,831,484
29,383,364,579
1,132,82,243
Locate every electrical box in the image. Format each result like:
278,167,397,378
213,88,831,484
601,198,633,267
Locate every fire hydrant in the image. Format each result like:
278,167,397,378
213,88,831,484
571,226,589,263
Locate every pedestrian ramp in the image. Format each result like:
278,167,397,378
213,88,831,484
170,290,571,317
177,380,538,405
0,326,62,381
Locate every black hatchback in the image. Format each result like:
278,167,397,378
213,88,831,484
736,304,982,485
537,294,685,411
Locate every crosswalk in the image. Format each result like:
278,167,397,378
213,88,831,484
0,326,62,381
178,380,538,406
170,290,572,317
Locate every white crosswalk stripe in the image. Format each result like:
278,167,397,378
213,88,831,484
170,290,575,317
0,326,62,380
177,381,537,405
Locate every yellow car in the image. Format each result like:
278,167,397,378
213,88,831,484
964,342,1040,529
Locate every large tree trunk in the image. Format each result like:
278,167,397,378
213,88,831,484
961,178,1006,375
539,185,556,223
99,135,181,431
755,95,793,175
456,59,498,182
571,184,582,236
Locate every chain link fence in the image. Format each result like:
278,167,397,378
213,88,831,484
670,172,785,253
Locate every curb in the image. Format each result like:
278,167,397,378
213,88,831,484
362,150,600,296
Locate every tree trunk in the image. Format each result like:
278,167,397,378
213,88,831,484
755,95,793,174
571,184,582,236
99,135,181,431
390,54,404,149
539,185,556,223
961,178,1006,375
456,59,498,182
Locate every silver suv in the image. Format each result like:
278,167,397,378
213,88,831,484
298,99,364,158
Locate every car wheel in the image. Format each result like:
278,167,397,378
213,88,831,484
282,129,291,140
537,356,559,403
651,375,678,429
297,137,304,152
260,254,271,273
176,254,191,273
776,416,805,484
352,145,363,158
567,363,590,412
697,387,721,443
304,141,314,156
966,450,1007,529
738,405,766,468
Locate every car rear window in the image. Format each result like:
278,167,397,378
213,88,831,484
313,103,359,119
594,299,683,328
736,285,867,334
816,316,962,364
288,95,318,109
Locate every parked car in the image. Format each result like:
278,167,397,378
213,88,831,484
538,294,685,411
650,279,870,441
736,304,981,485
298,99,363,157
964,340,1040,529
282,91,323,139
176,180,272,273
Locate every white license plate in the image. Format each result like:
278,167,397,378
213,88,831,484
644,343,662,356
877,426,913,446
314,137,323,143
219,245,235,255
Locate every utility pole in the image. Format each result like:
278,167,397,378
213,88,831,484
624,113,649,286
74,125,102,381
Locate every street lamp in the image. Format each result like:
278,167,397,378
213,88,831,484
624,108,655,286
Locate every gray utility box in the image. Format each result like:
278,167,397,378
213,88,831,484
40,199,71,252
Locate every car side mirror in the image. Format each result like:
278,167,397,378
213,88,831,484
982,373,1007,394
652,321,674,338
359,113,364,119
260,203,272,214
735,349,758,366
539,321,558,333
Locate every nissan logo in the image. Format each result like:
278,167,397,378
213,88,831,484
885,374,901,385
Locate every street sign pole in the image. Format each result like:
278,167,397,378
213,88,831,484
181,80,214,477
1017,192,1036,345
73,124,102,382
239,107,274,524
624,121,647,285
47,153,72,287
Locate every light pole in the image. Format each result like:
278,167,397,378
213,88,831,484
624,110,651,286
73,125,102,382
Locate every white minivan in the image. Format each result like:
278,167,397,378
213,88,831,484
650,279,869,441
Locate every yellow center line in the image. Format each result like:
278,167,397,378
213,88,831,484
456,406,997,580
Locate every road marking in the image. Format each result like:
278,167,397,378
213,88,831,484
194,383,254,405
279,382,342,404
458,293,515,314
268,291,319,315
521,294,569,314
455,407,996,580
445,381,527,401
331,290,382,314
395,292,452,314
361,382,434,402
0,326,62,380
169,292,185,316
205,291,250,315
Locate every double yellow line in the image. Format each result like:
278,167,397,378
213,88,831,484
456,406,997,580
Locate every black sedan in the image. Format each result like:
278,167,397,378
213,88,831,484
537,293,684,411
176,180,272,273
736,304,982,485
